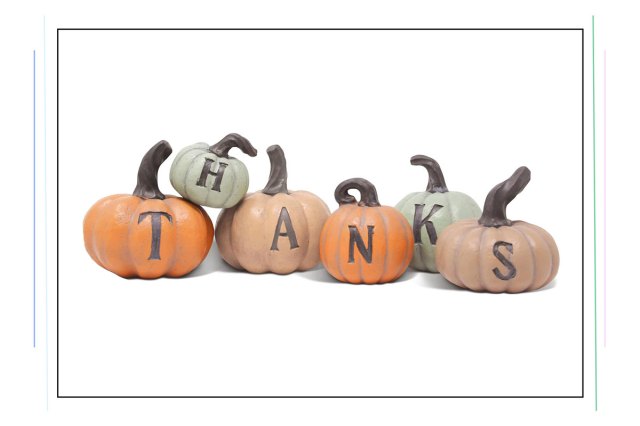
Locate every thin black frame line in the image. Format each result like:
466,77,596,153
57,27,583,31
581,28,585,399
57,27,585,399
58,395,584,399
56,27,60,399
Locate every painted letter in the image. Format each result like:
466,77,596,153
348,225,374,263
196,158,229,192
138,211,173,260
413,203,443,244
270,207,299,250
492,241,516,280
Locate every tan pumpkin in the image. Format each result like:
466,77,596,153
435,167,559,293
215,145,330,274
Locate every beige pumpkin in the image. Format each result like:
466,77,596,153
215,145,330,274
435,167,559,293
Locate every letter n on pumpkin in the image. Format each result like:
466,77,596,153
348,225,374,263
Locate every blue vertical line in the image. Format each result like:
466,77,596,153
43,15,49,410
33,49,36,349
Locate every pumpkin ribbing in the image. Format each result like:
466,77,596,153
320,177,413,284
435,165,559,293
215,144,330,274
84,140,214,279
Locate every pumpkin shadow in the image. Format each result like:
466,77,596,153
300,265,418,285
298,265,340,283
182,244,239,278
417,272,559,293
416,272,466,291
535,279,557,292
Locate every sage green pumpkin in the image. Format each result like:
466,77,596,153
396,155,481,272
169,133,257,208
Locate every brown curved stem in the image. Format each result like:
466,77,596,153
410,155,448,193
209,133,257,158
334,178,381,207
478,166,531,227
132,140,173,200
262,145,289,195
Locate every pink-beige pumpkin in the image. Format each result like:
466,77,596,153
435,166,559,293
215,144,330,274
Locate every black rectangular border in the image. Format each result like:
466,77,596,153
57,27,585,398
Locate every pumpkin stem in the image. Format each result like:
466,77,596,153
262,145,289,195
132,140,173,200
410,155,449,193
478,166,531,227
209,133,258,158
334,178,381,207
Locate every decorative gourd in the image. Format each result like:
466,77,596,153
435,167,559,293
320,178,414,284
169,133,257,208
83,141,214,279
215,145,330,274
396,155,481,272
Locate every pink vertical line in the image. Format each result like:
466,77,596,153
603,49,607,348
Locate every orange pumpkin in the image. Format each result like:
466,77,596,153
435,167,559,293
319,178,414,284
83,141,214,279
215,144,330,274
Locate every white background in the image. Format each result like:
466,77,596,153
1,0,636,425
57,29,581,397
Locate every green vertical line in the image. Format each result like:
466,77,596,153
592,15,598,412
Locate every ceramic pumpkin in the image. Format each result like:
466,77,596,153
83,141,214,279
169,133,257,208
319,178,414,284
435,166,559,293
215,144,330,274
396,155,481,272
